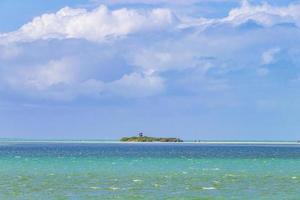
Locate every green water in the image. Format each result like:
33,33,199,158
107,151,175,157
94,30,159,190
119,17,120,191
0,143,300,199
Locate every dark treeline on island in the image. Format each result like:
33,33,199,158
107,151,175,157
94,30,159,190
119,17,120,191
121,132,183,142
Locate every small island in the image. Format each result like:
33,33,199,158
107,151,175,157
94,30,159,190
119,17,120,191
121,132,183,142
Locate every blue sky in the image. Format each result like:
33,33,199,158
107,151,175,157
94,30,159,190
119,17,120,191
0,0,300,140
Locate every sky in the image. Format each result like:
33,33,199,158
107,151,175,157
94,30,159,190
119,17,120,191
0,0,300,140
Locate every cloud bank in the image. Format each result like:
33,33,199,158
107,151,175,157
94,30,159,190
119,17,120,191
0,1,300,101
0,6,174,44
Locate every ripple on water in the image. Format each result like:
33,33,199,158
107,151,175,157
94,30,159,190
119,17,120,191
202,187,216,190
1,144,300,199
203,168,220,171
109,187,119,190
132,179,142,182
90,186,100,190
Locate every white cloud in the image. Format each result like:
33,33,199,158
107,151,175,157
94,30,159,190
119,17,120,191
1,56,164,99
261,47,280,65
1,1,300,101
108,72,164,97
181,1,300,30
131,41,215,74
132,50,192,73
0,5,174,44
90,0,236,6
1,1,300,45
7,58,78,91
222,1,299,27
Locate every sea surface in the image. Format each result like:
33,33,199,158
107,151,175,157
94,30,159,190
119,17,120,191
0,142,300,199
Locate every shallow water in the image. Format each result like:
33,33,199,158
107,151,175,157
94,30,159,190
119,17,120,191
0,143,300,199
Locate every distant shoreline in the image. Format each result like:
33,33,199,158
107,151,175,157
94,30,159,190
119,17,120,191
0,140,300,145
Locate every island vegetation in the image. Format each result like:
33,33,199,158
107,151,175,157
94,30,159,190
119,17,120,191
121,133,183,142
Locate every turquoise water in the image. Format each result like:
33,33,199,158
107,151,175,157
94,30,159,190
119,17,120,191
0,143,300,199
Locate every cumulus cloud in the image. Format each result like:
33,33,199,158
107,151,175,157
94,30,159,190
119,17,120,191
90,0,235,6
132,49,206,73
3,1,300,45
0,1,300,101
181,1,300,30
5,58,78,91
0,5,175,44
222,1,300,27
108,72,164,97
261,47,280,65
1,56,164,100
1,1,300,44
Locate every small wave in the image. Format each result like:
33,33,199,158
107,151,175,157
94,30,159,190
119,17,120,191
153,183,160,187
203,168,220,171
224,174,237,177
90,186,100,190
109,187,119,190
202,187,216,190
133,179,142,182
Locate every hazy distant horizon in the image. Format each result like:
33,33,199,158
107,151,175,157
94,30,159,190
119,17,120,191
0,136,299,142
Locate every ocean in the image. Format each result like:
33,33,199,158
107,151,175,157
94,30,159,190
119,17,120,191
0,142,300,199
